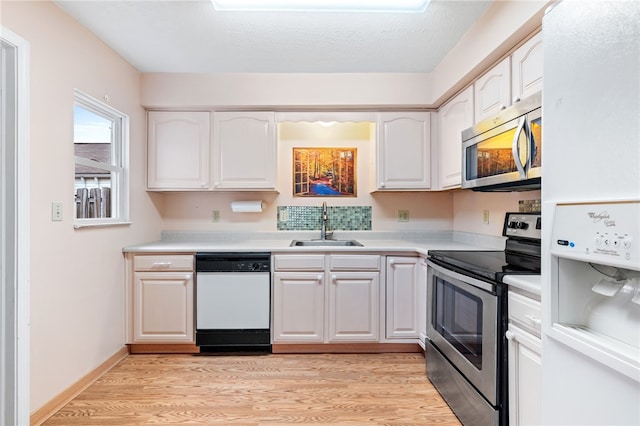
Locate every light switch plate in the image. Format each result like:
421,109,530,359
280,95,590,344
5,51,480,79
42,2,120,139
51,202,63,221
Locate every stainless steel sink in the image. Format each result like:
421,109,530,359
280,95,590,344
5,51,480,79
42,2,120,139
290,239,363,247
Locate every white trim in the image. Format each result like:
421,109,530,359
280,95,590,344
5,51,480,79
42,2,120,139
210,0,430,12
0,25,30,426
73,89,130,227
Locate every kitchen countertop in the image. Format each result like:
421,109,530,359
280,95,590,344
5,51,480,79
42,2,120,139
502,274,542,297
123,230,507,256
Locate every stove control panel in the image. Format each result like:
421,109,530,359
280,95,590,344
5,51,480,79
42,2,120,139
503,212,542,240
550,200,639,269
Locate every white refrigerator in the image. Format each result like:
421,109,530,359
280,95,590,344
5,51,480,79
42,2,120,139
541,1,640,425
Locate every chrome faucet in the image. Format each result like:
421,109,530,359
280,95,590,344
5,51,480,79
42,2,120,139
321,201,329,240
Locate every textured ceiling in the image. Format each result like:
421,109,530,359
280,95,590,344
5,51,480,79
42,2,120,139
54,0,493,73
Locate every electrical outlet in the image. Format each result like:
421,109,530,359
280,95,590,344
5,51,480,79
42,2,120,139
397,210,409,222
279,209,288,222
483,210,490,224
211,210,220,223
51,202,63,221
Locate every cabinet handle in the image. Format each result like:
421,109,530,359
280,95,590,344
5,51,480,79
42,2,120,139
525,315,542,328
184,274,192,280
151,262,171,269
505,330,515,341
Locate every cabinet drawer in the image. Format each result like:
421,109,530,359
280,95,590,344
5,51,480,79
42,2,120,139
329,255,380,271
508,291,542,336
134,255,194,272
274,255,325,271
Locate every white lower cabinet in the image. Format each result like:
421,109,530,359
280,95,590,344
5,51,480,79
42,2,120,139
507,291,543,426
328,271,379,342
385,256,419,339
272,254,380,343
272,271,325,342
127,254,195,344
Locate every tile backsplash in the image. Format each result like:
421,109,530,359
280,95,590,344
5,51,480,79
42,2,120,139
518,199,541,213
277,205,372,231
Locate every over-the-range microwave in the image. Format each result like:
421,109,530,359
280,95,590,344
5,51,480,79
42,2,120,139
462,91,541,192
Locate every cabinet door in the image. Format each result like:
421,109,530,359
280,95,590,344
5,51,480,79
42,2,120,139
507,324,542,426
147,111,211,190
133,272,194,343
474,57,511,123
376,112,431,190
512,32,543,102
327,272,379,342
386,257,419,339
438,86,474,189
212,112,276,190
417,257,428,347
272,272,324,342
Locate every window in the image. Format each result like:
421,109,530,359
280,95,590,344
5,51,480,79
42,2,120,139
73,89,129,228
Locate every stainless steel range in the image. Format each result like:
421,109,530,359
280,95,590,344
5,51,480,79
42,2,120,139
426,212,541,426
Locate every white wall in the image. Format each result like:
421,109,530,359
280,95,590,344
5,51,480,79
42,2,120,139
453,189,541,236
1,0,163,414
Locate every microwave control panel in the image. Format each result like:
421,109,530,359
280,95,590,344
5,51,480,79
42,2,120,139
551,201,639,268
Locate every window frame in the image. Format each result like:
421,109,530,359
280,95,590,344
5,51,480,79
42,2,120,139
73,89,130,228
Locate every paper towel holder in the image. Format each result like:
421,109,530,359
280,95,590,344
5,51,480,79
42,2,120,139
230,200,264,213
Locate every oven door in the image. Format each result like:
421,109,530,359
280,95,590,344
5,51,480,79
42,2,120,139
427,260,500,405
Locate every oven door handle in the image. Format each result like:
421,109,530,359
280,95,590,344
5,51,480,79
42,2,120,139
427,260,496,293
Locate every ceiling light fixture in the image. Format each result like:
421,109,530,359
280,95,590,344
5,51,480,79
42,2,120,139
210,0,430,13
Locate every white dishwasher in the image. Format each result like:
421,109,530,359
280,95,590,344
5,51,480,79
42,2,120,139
195,252,271,352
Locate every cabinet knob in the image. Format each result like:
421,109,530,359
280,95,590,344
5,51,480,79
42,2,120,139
380,182,385,188
500,104,507,110
184,274,192,280
331,274,337,282
513,97,521,103
389,259,395,265
317,274,323,282
505,330,515,341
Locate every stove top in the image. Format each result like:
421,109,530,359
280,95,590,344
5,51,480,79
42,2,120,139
428,249,541,283
429,212,542,283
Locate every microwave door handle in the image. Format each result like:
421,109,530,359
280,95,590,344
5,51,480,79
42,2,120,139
511,116,527,178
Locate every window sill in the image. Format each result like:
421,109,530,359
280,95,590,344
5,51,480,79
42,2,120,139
73,219,132,229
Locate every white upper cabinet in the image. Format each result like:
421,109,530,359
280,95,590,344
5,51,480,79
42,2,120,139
212,112,277,190
474,57,511,123
511,32,543,102
147,111,211,190
375,112,431,190
437,86,474,189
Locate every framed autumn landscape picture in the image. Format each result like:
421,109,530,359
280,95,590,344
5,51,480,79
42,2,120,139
293,147,357,197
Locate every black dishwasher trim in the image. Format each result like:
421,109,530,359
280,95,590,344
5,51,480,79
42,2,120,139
195,252,272,353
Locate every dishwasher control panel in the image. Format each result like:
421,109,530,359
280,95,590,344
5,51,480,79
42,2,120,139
195,253,271,272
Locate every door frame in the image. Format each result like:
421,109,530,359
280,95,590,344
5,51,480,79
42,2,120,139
1,26,30,425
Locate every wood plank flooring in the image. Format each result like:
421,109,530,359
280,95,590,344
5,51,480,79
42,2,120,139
42,352,461,425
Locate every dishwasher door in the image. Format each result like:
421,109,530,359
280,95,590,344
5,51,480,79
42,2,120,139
196,271,270,329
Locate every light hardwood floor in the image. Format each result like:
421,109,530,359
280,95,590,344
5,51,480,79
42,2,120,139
42,352,461,425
